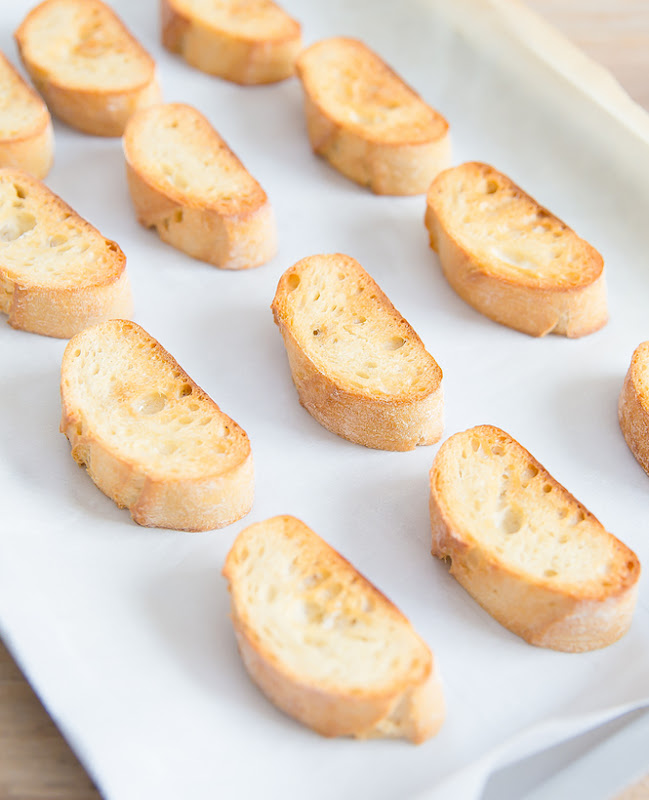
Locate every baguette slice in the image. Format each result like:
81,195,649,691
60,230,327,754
430,425,640,652
123,103,277,269
0,52,53,179
425,162,607,337
618,342,649,476
0,168,131,338
271,253,443,451
295,37,450,195
162,0,301,85
60,320,254,531
223,515,444,743
15,0,161,136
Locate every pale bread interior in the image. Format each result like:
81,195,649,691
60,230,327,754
0,172,120,299
438,428,628,591
18,0,152,91
228,516,430,689
124,104,259,207
63,321,246,479
170,0,297,38
278,255,439,398
0,55,46,138
431,164,599,287
298,38,446,144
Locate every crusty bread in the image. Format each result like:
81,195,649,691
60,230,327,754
123,103,277,269
271,253,443,451
223,515,444,743
15,0,161,136
60,319,254,531
424,162,607,337
162,0,301,85
0,52,53,179
0,168,131,338
295,37,450,195
618,342,649,476
429,425,640,652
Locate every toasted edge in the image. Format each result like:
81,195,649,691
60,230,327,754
14,0,161,137
271,254,444,451
0,168,132,338
60,319,254,531
0,53,53,178
619,341,649,476
424,162,608,337
123,103,277,269
295,37,450,195
222,515,444,743
161,0,302,84
429,425,640,652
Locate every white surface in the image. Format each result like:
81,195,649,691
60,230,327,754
521,707,649,800
1,1,649,799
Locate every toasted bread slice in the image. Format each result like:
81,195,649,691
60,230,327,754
60,320,254,531
429,425,640,652
0,53,53,179
223,515,444,743
271,253,443,450
123,103,277,269
618,342,649,476
15,0,161,136
162,0,301,85
295,37,450,196
0,168,131,338
425,162,607,337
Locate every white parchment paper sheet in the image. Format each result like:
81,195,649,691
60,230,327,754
1,1,648,798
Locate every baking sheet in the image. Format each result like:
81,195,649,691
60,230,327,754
1,1,649,798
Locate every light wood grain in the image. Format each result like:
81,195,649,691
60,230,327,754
526,0,649,109
2,3,648,799
0,640,101,799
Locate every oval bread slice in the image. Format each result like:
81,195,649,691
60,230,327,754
430,425,640,652
15,0,161,136
425,162,607,337
618,341,649,476
0,52,53,179
271,253,443,451
60,320,254,531
223,515,444,743
0,168,131,338
162,0,301,84
295,37,450,195
123,103,277,269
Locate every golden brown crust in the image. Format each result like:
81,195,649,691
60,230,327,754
296,37,450,195
0,53,53,178
430,426,640,652
425,163,608,337
0,168,131,338
15,0,161,136
60,320,254,531
271,254,444,451
619,342,649,476
425,163,608,338
223,515,444,743
123,103,277,269
161,0,301,85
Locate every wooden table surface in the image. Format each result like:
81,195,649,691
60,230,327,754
2,3,649,799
